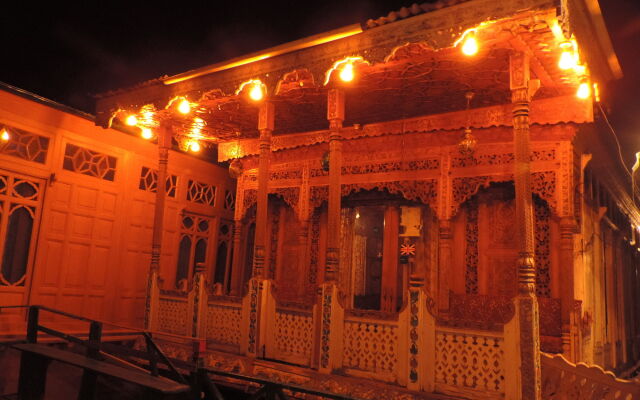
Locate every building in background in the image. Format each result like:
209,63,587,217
1,0,638,398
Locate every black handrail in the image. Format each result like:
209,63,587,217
3,304,361,400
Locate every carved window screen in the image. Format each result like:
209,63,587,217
213,220,234,294
187,179,216,206
62,143,117,181
224,190,235,210
0,174,42,286
0,125,49,164
175,211,212,288
138,166,178,198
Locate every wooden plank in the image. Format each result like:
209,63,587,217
12,344,189,394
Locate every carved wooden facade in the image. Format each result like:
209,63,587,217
96,0,640,398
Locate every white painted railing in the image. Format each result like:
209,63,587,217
342,314,399,381
206,298,242,352
434,326,506,398
157,295,190,336
541,352,640,399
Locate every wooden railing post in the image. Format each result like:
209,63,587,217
78,321,102,399
318,283,344,373
26,305,39,343
191,262,208,338
18,306,48,400
403,286,431,392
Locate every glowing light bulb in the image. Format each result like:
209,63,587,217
178,99,191,114
558,42,576,70
189,141,201,152
339,62,354,82
125,115,138,126
461,31,478,56
249,83,264,101
141,128,153,140
1,129,9,142
576,82,591,99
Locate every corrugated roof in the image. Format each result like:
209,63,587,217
364,0,471,29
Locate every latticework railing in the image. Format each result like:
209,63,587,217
434,327,506,396
206,300,242,351
342,316,399,380
270,307,314,366
541,353,640,399
158,295,190,336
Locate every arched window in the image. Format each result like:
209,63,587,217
174,212,212,289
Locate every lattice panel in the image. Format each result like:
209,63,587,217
535,200,551,297
206,303,242,347
187,179,216,206
343,320,398,375
435,330,505,393
158,298,189,335
63,143,117,181
138,166,178,198
273,309,314,363
0,125,49,164
464,198,479,294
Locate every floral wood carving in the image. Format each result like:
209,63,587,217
310,186,329,210
535,200,552,298
451,176,492,216
452,172,557,217
242,189,257,218
341,180,438,210
272,187,300,213
464,199,479,294
538,297,561,337
445,293,515,331
308,211,320,287
531,171,557,213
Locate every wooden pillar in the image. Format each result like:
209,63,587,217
191,263,208,338
437,220,452,313
317,89,345,373
325,89,344,282
252,102,274,279
510,51,541,400
559,216,577,360
229,176,245,296
382,206,400,312
145,124,172,329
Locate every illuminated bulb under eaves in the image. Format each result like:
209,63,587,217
340,62,354,82
249,83,264,101
577,82,591,99
558,42,577,70
178,99,191,114
1,129,9,142
125,115,138,126
141,128,153,140
189,141,201,152
461,31,478,56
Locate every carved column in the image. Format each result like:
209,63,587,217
437,220,452,313
325,89,344,282
229,175,245,296
510,51,541,400
145,124,172,330
252,102,274,279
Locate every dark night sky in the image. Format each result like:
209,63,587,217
1,1,639,160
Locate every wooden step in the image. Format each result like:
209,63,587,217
12,343,189,396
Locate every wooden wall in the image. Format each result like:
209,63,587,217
0,88,235,333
